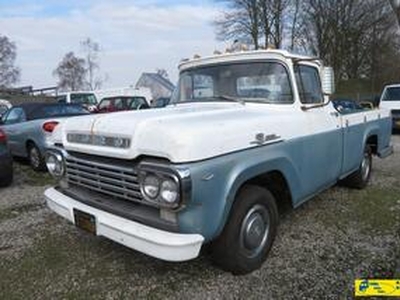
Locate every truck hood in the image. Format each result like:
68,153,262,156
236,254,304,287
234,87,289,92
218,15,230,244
58,102,291,163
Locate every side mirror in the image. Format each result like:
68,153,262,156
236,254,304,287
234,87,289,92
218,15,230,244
322,67,335,95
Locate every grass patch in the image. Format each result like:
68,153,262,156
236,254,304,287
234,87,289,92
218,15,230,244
0,203,45,222
349,188,399,233
321,187,400,234
0,231,114,299
14,162,55,186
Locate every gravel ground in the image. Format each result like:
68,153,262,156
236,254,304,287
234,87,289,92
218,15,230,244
0,137,399,299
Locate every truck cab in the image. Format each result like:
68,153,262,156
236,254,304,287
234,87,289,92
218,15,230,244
44,49,392,274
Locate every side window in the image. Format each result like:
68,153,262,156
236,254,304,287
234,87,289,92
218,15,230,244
193,75,213,98
4,108,26,124
295,65,323,104
130,97,149,109
98,100,111,110
57,96,67,103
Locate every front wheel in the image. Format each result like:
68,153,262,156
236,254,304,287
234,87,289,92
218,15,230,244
341,145,372,189
27,143,46,172
210,185,278,275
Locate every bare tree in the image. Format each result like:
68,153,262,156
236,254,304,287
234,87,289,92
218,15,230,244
215,0,261,49
81,37,103,90
215,0,297,49
53,52,86,91
389,0,400,26
0,35,20,88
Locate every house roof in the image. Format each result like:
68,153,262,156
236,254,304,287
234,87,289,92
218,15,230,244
138,73,175,92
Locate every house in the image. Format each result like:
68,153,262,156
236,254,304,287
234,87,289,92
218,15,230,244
135,73,175,100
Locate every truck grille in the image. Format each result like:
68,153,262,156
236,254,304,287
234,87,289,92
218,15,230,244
65,154,143,203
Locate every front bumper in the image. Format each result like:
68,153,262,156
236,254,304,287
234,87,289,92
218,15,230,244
44,187,204,261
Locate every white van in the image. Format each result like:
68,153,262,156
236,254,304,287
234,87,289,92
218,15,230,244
380,84,400,130
56,91,98,112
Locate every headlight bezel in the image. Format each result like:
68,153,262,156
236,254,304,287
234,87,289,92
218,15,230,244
45,150,65,179
138,162,191,210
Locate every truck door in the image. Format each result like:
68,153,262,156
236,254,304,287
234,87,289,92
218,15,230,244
340,111,366,175
1,107,27,156
295,65,342,197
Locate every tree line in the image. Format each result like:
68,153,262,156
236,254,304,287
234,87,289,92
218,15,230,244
0,1,400,94
0,36,104,92
215,0,400,94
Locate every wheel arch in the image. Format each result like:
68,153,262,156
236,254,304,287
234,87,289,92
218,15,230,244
365,134,378,155
213,158,300,239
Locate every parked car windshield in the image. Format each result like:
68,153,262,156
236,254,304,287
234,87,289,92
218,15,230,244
171,62,293,104
98,96,149,112
382,86,400,101
70,93,97,105
30,104,89,120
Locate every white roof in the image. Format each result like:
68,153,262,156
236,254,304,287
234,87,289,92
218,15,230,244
179,49,321,71
383,84,400,89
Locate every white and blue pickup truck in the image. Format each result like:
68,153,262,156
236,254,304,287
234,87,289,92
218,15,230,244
44,50,393,274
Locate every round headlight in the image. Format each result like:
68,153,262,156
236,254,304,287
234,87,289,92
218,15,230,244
160,179,179,204
143,175,160,199
46,152,64,178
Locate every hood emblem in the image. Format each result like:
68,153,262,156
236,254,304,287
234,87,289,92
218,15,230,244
251,133,281,146
67,133,131,149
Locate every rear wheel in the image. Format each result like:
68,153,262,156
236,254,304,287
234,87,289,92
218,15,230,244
210,185,278,275
27,143,46,172
341,145,372,189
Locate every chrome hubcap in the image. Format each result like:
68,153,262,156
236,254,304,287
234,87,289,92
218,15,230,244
361,153,371,181
30,147,40,168
240,204,270,258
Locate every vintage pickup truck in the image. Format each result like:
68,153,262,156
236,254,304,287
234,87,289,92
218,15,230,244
44,49,392,274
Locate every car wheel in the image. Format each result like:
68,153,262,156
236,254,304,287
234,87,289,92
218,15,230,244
0,157,13,187
341,145,372,189
27,143,46,172
210,185,278,275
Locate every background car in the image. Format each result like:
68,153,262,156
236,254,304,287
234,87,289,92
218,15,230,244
96,96,150,113
380,84,400,131
0,103,89,171
0,128,13,187
56,91,98,112
152,97,171,108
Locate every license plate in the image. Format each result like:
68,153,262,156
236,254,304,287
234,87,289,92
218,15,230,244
73,209,96,235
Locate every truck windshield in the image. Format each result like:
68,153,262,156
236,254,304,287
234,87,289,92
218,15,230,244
171,62,293,104
71,93,97,105
382,87,400,101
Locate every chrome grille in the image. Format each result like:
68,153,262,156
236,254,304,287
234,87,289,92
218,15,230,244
65,155,143,203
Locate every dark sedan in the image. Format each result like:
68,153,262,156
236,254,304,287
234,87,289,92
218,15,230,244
0,128,13,187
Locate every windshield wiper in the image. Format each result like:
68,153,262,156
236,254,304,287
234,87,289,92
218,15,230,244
214,95,245,105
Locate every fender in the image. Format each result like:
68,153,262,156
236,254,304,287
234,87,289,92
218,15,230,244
178,142,303,241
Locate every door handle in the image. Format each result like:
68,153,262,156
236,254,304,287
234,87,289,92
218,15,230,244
330,112,339,117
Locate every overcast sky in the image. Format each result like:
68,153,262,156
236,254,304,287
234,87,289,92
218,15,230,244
0,0,226,89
